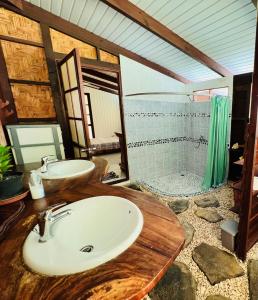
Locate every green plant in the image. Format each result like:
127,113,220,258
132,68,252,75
0,145,13,181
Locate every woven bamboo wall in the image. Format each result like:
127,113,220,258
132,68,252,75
1,40,49,82
0,8,42,43
50,29,97,59
99,50,119,64
11,84,56,118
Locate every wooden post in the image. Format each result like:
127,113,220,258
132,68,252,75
236,22,258,260
40,23,73,158
0,42,17,124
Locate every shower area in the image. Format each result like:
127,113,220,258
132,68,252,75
124,96,230,197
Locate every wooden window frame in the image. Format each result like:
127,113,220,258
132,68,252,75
84,92,95,139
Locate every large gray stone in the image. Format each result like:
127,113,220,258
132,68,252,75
206,296,231,300
168,199,189,214
194,197,220,208
182,222,195,248
195,208,223,223
192,243,244,285
150,262,196,300
248,259,258,300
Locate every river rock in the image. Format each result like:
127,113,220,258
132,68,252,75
182,221,195,248
168,199,189,214
194,196,220,208
206,295,231,300
248,259,258,300
195,208,223,223
150,262,196,300
192,243,244,285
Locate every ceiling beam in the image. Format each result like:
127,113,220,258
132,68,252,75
0,1,190,84
101,0,233,77
1,0,23,10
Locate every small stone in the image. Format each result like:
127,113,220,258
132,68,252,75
182,222,195,248
192,243,244,285
128,183,142,191
248,259,258,300
206,295,231,300
195,208,223,223
194,196,220,208
168,199,189,214
150,262,196,300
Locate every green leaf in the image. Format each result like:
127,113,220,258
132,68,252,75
0,145,13,179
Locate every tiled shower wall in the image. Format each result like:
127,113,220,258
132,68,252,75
185,102,211,177
124,99,211,180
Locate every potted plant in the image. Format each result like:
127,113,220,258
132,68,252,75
0,145,23,199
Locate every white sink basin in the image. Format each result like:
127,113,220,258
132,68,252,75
23,196,143,276
40,159,95,179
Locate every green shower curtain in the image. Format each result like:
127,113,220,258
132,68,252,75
202,95,229,190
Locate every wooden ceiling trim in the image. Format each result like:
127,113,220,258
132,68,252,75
85,84,118,95
0,1,190,84
82,68,118,84
82,75,119,91
101,0,233,77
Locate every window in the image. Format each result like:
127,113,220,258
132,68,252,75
193,87,229,102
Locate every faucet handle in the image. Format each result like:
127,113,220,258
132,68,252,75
41,155,56,165
43,202,67,219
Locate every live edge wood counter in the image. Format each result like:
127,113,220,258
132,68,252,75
0,182,185,300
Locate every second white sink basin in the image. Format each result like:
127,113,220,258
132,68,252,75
40,159,95,180
23,196,143,276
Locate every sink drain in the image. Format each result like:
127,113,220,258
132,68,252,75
80,245,94,253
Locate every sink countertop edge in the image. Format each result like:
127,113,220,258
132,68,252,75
0,182,185,300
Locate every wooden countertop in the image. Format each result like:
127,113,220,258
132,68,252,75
0,182,184,300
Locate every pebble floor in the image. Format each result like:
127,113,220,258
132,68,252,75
142,185,258,300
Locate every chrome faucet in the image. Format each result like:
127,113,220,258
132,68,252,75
37,202,72,243
40,155,58,173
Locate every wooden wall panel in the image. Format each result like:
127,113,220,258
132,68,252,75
11,83,56,118
1,40,49,82
99,50,119,64
0,7,42,43
50,29,97,59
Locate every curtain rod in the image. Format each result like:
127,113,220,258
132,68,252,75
125,92,225,97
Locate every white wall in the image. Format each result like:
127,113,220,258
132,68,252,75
120,55,187,102
86,87,121,138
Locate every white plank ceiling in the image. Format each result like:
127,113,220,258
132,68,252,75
26,0,256,82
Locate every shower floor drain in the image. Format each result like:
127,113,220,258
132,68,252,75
80,245,94,253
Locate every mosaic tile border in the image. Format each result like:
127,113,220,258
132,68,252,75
125,112,211,118
127,136,208,148
126,112,231,118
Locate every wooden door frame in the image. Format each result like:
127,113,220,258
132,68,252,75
81,60,130,182
236,22,258,260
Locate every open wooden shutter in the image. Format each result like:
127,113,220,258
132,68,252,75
58,49,91,159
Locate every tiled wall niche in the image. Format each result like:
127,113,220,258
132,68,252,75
124,99,211,181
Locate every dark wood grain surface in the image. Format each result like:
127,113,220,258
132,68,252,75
0,182,184,300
